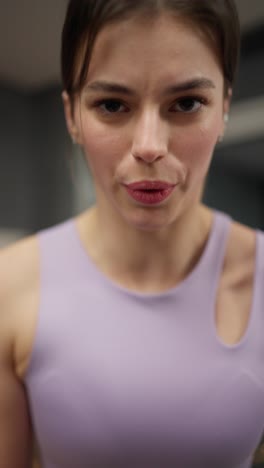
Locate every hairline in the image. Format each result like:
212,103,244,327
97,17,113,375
70,9,229,99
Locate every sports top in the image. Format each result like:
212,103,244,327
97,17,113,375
24,209,264,468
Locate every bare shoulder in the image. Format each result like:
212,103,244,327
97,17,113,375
228,219,257,260
0,233,39,290
203,206,257,270
0,234,40,378
0,235,41,468
224,217,257,287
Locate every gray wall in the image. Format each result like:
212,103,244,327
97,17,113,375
0,85,73,233
0,86,33,230
203,162,263,229
233,24,264,101
203,24,264,229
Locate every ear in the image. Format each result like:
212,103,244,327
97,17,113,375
223,87,232,117
62,91,83,145
218,87,232,142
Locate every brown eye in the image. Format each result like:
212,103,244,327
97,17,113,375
172,97,205,113
96,99,127,114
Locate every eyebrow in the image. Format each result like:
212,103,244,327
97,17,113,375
84,78,216,96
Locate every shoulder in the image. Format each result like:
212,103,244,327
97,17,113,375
206,207,257,268
0,215,76,378
0,234,40,370
223,217,258,288
228,218,256,250
0,234,39,304
0,235,42,468
228,218,258,260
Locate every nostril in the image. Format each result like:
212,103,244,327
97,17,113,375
132,152,166,163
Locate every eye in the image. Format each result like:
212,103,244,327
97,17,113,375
172,97,206,113
94,99,128,114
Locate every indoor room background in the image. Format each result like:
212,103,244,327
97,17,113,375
0,1,264,466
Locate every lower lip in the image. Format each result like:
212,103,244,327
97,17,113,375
124,186,175,205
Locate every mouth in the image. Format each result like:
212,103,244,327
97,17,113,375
123,180,177,205
125,180,175,191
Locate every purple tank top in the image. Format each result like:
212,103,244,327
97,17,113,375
24,209,264,468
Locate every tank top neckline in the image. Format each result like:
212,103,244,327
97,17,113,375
70,209,232,300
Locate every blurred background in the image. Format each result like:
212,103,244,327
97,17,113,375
0,0,264,246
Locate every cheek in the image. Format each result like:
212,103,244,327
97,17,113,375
81,123,124,176
178,119,221,170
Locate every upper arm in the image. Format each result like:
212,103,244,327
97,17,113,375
0,242,35,468
0,354,33,468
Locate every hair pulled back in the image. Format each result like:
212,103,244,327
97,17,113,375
61,0,240,98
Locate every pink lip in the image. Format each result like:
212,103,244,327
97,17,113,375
126,180,175,190
124,181,176,205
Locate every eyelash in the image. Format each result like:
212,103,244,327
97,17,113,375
91,96,208,116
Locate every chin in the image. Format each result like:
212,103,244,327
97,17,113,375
121,208,176,233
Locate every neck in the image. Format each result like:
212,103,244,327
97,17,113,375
77,202,213,293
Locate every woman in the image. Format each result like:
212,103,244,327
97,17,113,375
0,1,264,467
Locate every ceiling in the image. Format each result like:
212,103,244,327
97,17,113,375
0,0,264,91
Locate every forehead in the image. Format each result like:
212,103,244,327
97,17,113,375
85,13,223,89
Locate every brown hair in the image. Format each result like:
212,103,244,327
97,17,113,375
61,0,240,98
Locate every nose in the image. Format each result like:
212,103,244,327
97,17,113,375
131,109,168,164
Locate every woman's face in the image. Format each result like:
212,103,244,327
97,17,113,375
64,13,230,231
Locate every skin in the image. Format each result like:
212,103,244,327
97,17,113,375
62,12,231,292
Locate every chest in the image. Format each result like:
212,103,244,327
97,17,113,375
15,249,255,381
20,238,263,467
24,290,264,468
